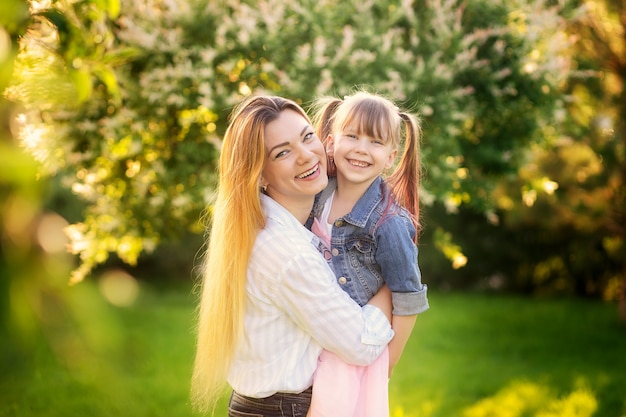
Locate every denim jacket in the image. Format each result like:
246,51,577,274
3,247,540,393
308,177,429,316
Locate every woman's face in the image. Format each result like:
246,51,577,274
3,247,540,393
261,109,328,213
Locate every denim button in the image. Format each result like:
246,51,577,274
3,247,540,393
331,248,339,256
338,276,347,284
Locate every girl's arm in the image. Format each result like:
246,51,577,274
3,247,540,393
388,314,418,376
375,215,429,375
367,283,392,323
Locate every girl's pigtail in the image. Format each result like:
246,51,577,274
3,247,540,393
387,111,422,241
311,97,343,178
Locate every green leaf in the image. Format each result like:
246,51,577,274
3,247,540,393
106,0,121,19
101,47,143,66
0,0,30,38
93,65,119,99
69,68,93,103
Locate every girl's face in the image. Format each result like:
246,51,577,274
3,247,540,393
261,109,328,213
327,123,397,189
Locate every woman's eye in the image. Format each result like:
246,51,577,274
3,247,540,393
304,132,314,141
274,149,289,159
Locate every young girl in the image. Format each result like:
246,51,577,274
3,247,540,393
306,91,429,417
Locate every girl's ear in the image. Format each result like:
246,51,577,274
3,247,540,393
385,148,398,169
325,134,335,156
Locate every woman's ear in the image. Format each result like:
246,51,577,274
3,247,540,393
259,178,268,191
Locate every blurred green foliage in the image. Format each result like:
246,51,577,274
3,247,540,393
0,0,76,370
1,0,624,306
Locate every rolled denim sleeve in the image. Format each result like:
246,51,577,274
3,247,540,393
392,284,429,316
376,215,430,316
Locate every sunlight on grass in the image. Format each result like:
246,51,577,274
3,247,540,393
392,400,438,417
462,380,597,417
535,389,598,417
391,380,599,417
463,381,551,417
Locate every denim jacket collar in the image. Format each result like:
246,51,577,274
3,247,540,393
315,176,386,229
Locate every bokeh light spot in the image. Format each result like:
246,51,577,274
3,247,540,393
36,212,70,253
98,269,140,307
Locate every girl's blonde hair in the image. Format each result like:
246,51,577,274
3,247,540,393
311,91,422,236
191,95,312,413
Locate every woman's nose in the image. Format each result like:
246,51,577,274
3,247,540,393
296,144,315,163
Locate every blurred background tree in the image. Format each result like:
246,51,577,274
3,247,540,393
474,0,625,317
569,0,626,318
3,0,624,317
1,0,80,374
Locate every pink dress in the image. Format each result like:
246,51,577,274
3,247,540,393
309,219,390,417
308,348,390,417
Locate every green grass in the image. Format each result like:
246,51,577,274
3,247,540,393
2,283,625,417
390,294,626,417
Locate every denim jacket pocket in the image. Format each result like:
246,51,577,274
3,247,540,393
346,236,375,269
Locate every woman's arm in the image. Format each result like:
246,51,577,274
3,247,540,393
268,249,394,366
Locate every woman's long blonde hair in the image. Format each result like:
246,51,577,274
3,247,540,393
191,95,312,413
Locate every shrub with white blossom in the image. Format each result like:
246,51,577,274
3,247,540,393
6,0,578,282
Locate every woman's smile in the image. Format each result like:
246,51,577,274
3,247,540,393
296,162,322,179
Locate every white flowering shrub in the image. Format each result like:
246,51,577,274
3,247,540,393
6,0,578,281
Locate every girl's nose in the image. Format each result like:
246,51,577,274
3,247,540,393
355,137,369,153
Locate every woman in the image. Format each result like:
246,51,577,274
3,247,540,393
191,95,394,417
